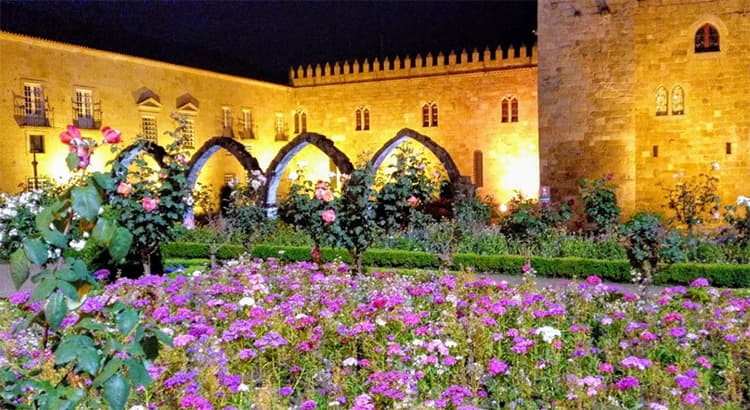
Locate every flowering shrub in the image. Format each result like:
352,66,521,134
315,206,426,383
662,167,721,238
226,170,273,250
278,167,339,250
4,258,748,408
0,191,47,260
4,125,170,409
498,191,571,254
579,174,620,234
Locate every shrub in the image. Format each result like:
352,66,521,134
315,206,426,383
497,191,571,251
579,174,620,234
662,167,721,237
620,213,684,284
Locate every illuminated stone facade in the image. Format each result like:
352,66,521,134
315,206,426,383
539,0,750,214
1,0,748,214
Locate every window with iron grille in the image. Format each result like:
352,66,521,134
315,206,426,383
75,89,93,119
24,83,44,116
141,116,158,142
241,109,254,139
183,117,195,148
694,24,719,53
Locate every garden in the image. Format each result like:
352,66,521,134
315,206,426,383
1,122,749,409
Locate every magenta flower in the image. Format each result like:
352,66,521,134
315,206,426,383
690,277,710,287
101,126,122,144
616,376,640,391
488,358,508,376
142,197,158,211
321,208,336,223
675,374,699,389
586,275,602,285
278,386,293,396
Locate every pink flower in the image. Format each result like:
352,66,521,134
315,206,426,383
59,125,81,145
522,264,532,273
407,195,419,207
142,197,158,212
101,126,122,144
184,215,195,230
322,209,336,223
76,146,92,169
689,277,709,288
488,358,508,376
586,275,602,285
117,182,132,197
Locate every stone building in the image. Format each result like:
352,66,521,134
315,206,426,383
1,0,748,215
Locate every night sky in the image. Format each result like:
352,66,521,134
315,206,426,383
1,1,537,84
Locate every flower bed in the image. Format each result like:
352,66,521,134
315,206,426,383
3,259,750,409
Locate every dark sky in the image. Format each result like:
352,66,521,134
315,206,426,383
1,1,537,84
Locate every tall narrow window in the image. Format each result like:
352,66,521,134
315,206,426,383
694,24,719,53
430,104,438,127
355,109,362,131
501,99,509,123
241,108,254,139
363,108,370,130
294,112,300,134
473,150,484,187
23,83,47,126
301,112,307,133
74,89,93,119
183,117,195,148
510,98,519,122
422,104,430,127
275,113,286,141
222,107,232,128
655,86,668,116
672,86,685,115
141,116,158,142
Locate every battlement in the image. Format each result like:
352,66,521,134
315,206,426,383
290,44,537,86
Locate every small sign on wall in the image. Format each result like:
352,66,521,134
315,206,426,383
539,185,551,205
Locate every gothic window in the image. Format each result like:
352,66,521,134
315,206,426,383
501,99,509,123
363,108,370,130
301,112,307,133
655,86,668,116
222,107,232,129
294,112,300,134
422,103,438,127
694,24,719,53
355,109,362,131
422,104,430,127
431,104,438,127
510,98,518,122
502,97,519,123
672,86,685,115
473,150,484,187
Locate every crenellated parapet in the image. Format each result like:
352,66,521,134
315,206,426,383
290,44,537,86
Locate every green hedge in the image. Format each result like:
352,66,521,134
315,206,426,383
162,242,750,288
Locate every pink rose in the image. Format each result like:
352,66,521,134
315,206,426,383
407,196,419,207
116,182,132,197
101,126,122,144
321,209,336,223
60,125,81,145
142,197,158,212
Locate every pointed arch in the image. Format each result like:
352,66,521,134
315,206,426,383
263,132,354,215
184,137,263,222
115,140,167,169
370,128,462,184
655,86,668,116
672,85,685,115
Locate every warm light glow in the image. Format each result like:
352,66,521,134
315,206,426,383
499,203,508,213
498,153,539,199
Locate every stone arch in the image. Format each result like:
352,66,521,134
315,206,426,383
184,137,262,222
115,141,167,169
263,132,354,215
370,128,474,199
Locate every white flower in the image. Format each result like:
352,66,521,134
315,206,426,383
536,326,562,343
737,196,750,207
375,318,387,327
711,161,720,170
129,406,147,410
444,340,457,348
238,296,256,307
288,171,299,181
342,357,358,367
251,179,262,190
237,383,250,392
69,239,86,251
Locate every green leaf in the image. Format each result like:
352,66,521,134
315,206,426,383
31,278,58,301
54,336,80,365
141,335,160,360
71,185,101,221
77,317,108,332
69,258,88,281
45,291,67,331
23,238,49,265
55,268,79,282
66,152,80,171
148,326,173,347
109,227,133,262
125,359,151,387
92,217,116,245
103,373,130,410
9,248,30,290
116,309,139,335
76,346,100,376
56,280,80,302
92,172,115,191
36,203,68,248
93,358,123,387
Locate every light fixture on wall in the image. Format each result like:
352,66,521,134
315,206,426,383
29,134,45,190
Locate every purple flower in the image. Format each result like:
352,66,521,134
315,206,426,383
681,392,701,405
675,374,699,389
278,386,293,396
689,277,710,287
616,376,640,391
179,394,212,409
93,268,110,281
300,400,316,410
173,334,196,347
621,356,652,370
488,358,508,376
725,334,739,343
8,291,31,305
669,327,687,338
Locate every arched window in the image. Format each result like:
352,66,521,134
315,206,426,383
363,108,370,130
655,86,668,116
355,109,362,131
294,112,300,134
672,86,685,115
501,97,518,123
694,24,720,53
300,112,307,132
501,99,509,123
473,150,483,187
422,104,430,127
431,104,438,127
510,98,519,122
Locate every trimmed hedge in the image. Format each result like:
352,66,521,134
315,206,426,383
162,242,750,288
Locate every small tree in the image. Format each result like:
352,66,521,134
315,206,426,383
579,174,620,234
227,170,272,251
108,116,192,275
662,167,720,238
